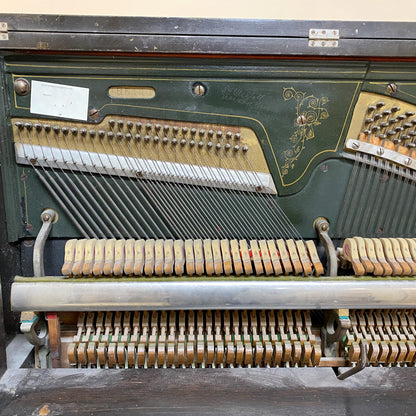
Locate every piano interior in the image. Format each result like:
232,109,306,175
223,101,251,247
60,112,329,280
1,15,416,377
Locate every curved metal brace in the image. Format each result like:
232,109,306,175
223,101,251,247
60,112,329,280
337,341,368,380
314,217,338,277
33,208,57,277
20,312,48,347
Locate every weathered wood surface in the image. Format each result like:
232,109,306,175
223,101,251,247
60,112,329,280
0,367,415,415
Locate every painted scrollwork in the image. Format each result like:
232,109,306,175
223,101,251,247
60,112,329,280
282,87,329,176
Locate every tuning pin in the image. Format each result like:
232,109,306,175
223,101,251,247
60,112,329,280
216,131,223,138
373,114,382,121
367,105,376,113
406,111,415,117
80,128,87,136
155,124,161,131
61,126,69,135
136,122,142,131
117,120,124,128
163,125,170,133
89,130,96,137
14,121,23,130
126,121,133,129
43,124,51,132
198,141,204,148
208,129,214,137
391,106,400,113
199,129,205,137
144,135,150,142
107,131,114,139
162,137,169,145
376,102,385,108
173,126,179,134
24,122,33,130
190,128,197,136
234,133,241,141
116,132,124,140
153,136,159,143
125,133,132,140
109,119,115,127
215,143,221,150
182,127,188,134
98,130,106,138
382,110,391,117
207,141,213,149
71,127,78,135
34,123,42,131
171,138,178,145
189,140,195,147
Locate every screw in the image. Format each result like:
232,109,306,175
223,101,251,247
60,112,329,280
88,108,99,120
351,142,360,150
377,147,384,156
297,115,307,125
192,82,206,96
387,83,397,94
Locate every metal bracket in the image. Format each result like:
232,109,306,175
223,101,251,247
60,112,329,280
33,208,57,277
20,311,48,347
309,28,339,48
314,217,338,276
0,23,8,41
321,310,351,357
337,342,368,380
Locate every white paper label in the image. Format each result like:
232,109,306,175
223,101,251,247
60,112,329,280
30,80,89,121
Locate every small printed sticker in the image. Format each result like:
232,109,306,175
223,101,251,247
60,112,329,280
30,80,89,121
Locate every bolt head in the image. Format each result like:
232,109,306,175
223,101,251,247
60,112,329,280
14,78,30,96
192,82,206,96
387,83,398,94
297,115,307,125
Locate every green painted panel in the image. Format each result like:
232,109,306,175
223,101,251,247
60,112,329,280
0,56,375,240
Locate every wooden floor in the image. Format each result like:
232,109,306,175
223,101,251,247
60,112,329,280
0,367,415,415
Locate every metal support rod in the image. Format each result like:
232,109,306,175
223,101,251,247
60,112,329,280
337,342,368,380
33,209,56,277
0,283,6,375
11,280,416,311
314,217,338,276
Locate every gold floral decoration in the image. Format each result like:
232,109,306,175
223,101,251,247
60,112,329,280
282,87,329,176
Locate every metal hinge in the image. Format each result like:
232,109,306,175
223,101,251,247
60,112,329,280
309,28,339,48
0,22,8,41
